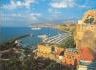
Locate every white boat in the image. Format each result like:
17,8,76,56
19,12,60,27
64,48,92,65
38,35,48,39
31,27,41,30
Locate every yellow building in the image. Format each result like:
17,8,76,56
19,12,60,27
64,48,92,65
36,44,65,59
37,44,51,58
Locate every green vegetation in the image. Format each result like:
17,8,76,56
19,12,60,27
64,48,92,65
59,35,76,48
84,17,94,24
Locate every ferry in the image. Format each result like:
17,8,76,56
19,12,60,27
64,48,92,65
31,27,41,30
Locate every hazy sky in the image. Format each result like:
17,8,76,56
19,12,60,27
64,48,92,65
0,0,96,27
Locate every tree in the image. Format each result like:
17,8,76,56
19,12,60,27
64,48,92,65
84,17,94,24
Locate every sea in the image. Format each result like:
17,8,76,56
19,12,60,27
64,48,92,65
0,27,62,48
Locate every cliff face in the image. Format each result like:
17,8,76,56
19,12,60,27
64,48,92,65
75,10,96,58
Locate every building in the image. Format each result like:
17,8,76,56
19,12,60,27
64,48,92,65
75,10,96,61
36,44,64,59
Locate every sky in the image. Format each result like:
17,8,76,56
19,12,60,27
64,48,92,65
0,0,96,27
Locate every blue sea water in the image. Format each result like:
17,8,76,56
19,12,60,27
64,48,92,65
0,27,62,48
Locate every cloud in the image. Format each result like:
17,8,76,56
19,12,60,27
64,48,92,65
0,13,31,23
0,12,42,27
79,5,89,8
2,1,17,10
23,0,36,8
50,0,76,8
51,2,67,8
30,13,41,17
0,12,42,22
50,0,92,9
77,0,96,9
2,0,36,10
0,13,26,22
28,13,42,22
